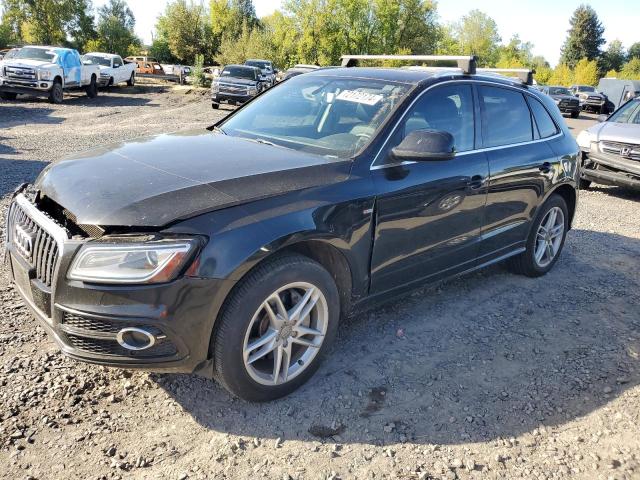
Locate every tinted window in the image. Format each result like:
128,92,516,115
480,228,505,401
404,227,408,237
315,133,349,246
480,86,533,147
400,84,475,152
529,97,558,138
222,66,257,80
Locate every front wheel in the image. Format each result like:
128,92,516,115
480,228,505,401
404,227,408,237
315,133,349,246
507,194,569,277
211,102,219,109
0,92,17,100
570,111,579,118
213,254,340,402
85,76,98,98
49,81,63,104
579,178,591,189
127,73,135,87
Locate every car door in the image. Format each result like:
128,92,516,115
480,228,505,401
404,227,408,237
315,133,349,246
369,83,489,294
477,85,559,262
113,56,124,82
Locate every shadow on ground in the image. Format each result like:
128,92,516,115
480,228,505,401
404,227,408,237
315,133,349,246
587,184,640,201
155,229,640,446
0,105,64,128
0,159,48,196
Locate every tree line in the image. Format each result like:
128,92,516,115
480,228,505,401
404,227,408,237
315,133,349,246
1,0,639,85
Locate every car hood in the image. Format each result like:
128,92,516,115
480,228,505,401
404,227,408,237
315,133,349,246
34,130,352,228
215,77,256,86
587,121,640,143
5,59,57,69
551,94,577,101
578,91,605,98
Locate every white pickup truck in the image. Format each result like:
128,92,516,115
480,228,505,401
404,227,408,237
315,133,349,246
0,45,100,104
82,52,136,88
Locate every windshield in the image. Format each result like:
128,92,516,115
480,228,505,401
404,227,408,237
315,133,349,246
608,99,640,124
15,47,57,62
220,75,411,158
246,60,270,70
577,86,595,92
222,66,257,80
549,87,571,96
83,55,111,67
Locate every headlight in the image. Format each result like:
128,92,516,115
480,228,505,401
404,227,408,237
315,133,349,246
576,130,593,151
38,70,52,81
68,238,198,284
553,98,561,104
248,87,258,95
211,83,219,93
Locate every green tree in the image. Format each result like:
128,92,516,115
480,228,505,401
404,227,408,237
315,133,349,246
66,0,97,51
628,42,640,61
95,0,140,57
156,0,208,64
496,34,533,68
573,58,599,86
452,10,501,66
559,4,605,68
601,39,626,73
149,37,178,63
534,66,552,85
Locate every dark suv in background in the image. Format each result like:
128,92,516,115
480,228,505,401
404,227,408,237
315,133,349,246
5,55,580,401
211,64,265,109
540,85,580,118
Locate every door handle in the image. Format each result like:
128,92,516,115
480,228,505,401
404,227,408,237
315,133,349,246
467,175,485,189
539,162,552,174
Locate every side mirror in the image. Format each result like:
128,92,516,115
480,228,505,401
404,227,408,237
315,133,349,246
597,114,608,123
391,130,456,161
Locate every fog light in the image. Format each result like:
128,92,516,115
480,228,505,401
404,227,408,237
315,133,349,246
116,327,158,350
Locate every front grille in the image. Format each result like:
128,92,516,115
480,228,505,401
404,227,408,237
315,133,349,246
65,333,177,358
62,311,126,334
218,83,249,95
559,100,578,107
600,141,640,161
7,202,60,287
4,66,36,81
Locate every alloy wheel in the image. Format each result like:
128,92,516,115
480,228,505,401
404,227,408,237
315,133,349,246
242,282,328,386
534,206,565,268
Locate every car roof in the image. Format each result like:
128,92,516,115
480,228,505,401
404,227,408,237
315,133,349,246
84,52,118,58
226,64,258,70
246,59,271,63
303,66,533,89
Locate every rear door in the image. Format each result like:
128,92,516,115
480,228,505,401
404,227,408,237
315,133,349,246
477,85,559,262
369,82,489,294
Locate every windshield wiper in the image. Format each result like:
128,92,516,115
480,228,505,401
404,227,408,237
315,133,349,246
253,138,277,146
211,125,226,135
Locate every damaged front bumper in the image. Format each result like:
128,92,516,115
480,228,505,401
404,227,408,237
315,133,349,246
0,78,53,96
582,151,640,189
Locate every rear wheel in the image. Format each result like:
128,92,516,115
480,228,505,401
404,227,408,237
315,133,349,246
507,194,569,277
0,92,17,100
85,76,98,98
48,80,63,104
213,254,340,402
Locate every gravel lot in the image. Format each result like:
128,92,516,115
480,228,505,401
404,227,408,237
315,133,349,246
1,87,639,480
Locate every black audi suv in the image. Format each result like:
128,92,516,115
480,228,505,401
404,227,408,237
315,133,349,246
5,56,580,401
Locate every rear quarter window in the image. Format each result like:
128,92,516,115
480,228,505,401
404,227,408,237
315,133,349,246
479,86,533,147
528,96,559,138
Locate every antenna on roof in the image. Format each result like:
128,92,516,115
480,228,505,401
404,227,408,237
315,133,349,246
476,68,535,85
340,55,477,75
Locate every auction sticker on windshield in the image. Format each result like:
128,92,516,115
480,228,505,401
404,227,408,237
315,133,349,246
336,90,383,106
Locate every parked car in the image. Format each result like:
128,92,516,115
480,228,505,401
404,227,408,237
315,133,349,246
210,64,265,108
282,64,320,81
82,52,136,88
245,59,276,87
0,45,99,103
162,64,192,77
0,48,20,61
539,85,581,118
570,85,606,113
597,78,640,113
5,55,579,402
125,56,165,75
576,97,640,190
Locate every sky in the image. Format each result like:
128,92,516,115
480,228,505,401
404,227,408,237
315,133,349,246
94,0,639,66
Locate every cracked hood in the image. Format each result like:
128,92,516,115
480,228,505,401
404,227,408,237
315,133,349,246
34,130,351,227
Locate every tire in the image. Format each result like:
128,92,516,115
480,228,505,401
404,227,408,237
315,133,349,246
48,81,63,104
213,254,340,402
0,92,17,100
579,178,591,190
570,111,579,118
507,194,569,278
85,76,98,98
211,102,219,109
127,73,135,87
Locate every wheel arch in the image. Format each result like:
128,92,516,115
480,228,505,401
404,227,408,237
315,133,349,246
549,183,577,229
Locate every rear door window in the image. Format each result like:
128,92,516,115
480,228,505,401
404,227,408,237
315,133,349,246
528,97,559,138
479,86,533,147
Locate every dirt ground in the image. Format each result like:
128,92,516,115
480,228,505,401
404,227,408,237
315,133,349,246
0,87,639,480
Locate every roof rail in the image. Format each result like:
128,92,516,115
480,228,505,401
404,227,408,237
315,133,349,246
340,55,477,74
476,68,535,85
